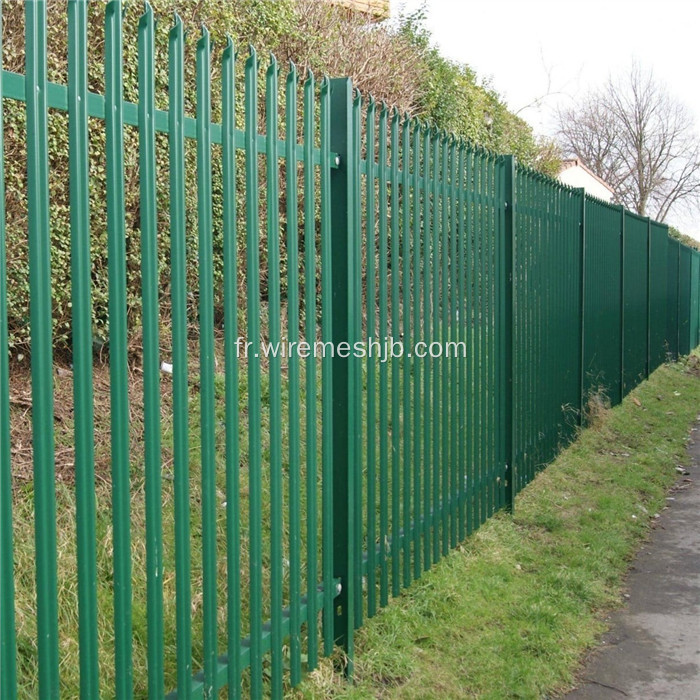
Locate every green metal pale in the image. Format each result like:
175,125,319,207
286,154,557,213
25,1,60,695
68,1,99,696
138,5,165,696
0,8,17,699
169,14,193,700
104,2,134,695
2,4,698,698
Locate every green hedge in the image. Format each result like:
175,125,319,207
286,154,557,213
2,0,554,354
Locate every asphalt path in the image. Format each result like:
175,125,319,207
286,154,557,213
564,420,700,699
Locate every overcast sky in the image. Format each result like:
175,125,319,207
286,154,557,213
390,0,700,240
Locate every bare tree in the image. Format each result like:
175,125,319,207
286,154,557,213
557,64,700,221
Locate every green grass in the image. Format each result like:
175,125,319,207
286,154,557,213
294,355,700,699
10,352,325,698
10,351,699,698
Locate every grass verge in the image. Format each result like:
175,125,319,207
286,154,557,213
10,354,323,697
296,355,700,699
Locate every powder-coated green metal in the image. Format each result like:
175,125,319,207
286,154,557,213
494,156,504,512
456,144,466,536
448,139,462,548
487,156,497,517
223,37,241,700
266,53,284,700
25,1,60,695
458,145,468,536
422,125,432,572
221,35,240,700
0,9,17,698
690,252,700,348
667,238,680,359
623,212,650,392
68,1,99,696
4,7,700,696
620,206,626,403
196,27,218,698
440,136,449,555
411,121,423,580
402,115,412,589
303,68,319,672
1,67,341,171
169,15,192,699
377,104,389,606
484,156,492,517
477,153,487,522
470,149,480,528
104,3,133,695
512,168,582,487
319,76,335,658
431,129,441,563
583,197,623,406
286,61,302,688
649,222,669,369
329,76,357,670
646,219,652,376
365,97,378,618
352,90,363,633
577,188,586,421
390,109,401,596
244,45,264,698
679,245,692,355
501,156,515,511
164,588,331,699
138,5,164,696
465,149,475,536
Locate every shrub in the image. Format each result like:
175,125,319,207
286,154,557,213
1,0,555,354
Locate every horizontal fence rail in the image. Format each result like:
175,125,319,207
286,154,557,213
2,2,700,698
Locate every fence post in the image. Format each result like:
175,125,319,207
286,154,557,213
328,77,358,674
676,240,681,359
619,205,626,401
501,155,515,512
576,188,586,423
697,251,700,348
646,217,651,377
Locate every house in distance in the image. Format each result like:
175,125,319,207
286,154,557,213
558,158,615,202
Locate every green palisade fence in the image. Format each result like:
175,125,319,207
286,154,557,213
623,211,650,392
649,221,669,371
583,197,624,404
679,245,694,355
691,252,700,349
512,169,582,491
667,237,681,359
2,2,700,698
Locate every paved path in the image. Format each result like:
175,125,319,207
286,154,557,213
565,420,700,699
